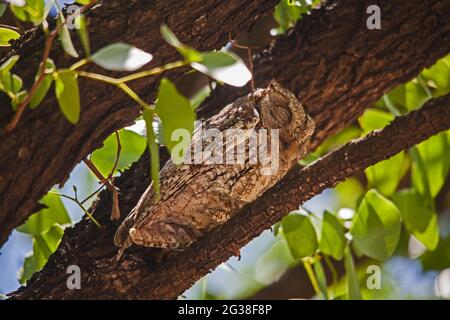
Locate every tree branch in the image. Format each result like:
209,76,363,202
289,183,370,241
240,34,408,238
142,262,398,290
10,92,450,300
0,0,279,246
2,0,450,299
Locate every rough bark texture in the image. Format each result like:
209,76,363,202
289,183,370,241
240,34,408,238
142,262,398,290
11,93,450,300
3,0,450,299
0,0,278,247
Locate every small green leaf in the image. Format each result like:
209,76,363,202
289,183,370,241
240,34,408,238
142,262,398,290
192,51,252,87
155,78,195,163
313,259,329,300
0,4,7,18
282,213,318,259
421,236,450,271
58,16,79,58
91,42,153,71
0,27,21,47
76,14,91,57
255,240,295,285
33,224,64,269
54,69,81,124
91,129,146,177
344,246,361,300
18,253,38,284
160,24,182,48
0,73,22,94
411,131,450,198
392,189,439,251
160,24,202,62
18,224,65,284
365,151,407,196
319,211,346,260
351,189,401,261
0,55,19,75
17,192,71,236
422,55,450,96
358,108,394,134
386,81,430,112
29,58,55,109
360,109,409,197
143,109,161,196
11,0,45,23
11,90,27,110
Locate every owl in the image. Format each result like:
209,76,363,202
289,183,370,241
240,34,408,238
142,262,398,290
114,81,315,258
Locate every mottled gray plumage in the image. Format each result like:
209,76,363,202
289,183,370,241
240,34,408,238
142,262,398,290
114,81,314,258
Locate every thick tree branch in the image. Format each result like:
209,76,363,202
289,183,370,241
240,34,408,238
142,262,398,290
0,0,279,246
11,92,450,300
3,0,450,299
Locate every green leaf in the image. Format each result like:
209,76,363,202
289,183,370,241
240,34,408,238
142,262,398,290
160,24,202,62
319,211,346,260
344,246,361,300
54,69,81,124
313,259,329,300
0,55,19,75
29,58,55,109
11,90,27,110
191,51,252,87
155,78,195,162
0,27,20,47
358,108,394,134
91,42,153,71
19,224,65,284
76,0,91,4
422,55,450,96
143,109,161,196
334,177,364,209
58,17,79,58
360,109,409,197
411,131,450,198
386,81,430,112
255,240,295,285
91,129,146,177
40,223,64,252
273,0,318,34
282,213,318,259
365,152,407,196
11,0,45,23
392,189,439,251
0,73,22,94
18,253,38,284
421,236,450,271
76,14,91,57
17,192,71,236
0,4,6,18
33,224,64,268
160,24,182,48
351,189,401,261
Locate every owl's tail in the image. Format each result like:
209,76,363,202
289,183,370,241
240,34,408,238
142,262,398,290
114,207,138,261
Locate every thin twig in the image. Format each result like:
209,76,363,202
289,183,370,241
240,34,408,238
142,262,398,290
230,39,258,92
83,158,121,220
109,131,121,178
49,191,101,227
80,182,106,205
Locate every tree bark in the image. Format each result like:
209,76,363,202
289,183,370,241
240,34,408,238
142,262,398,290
3,0,450,299
0,0,279,247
